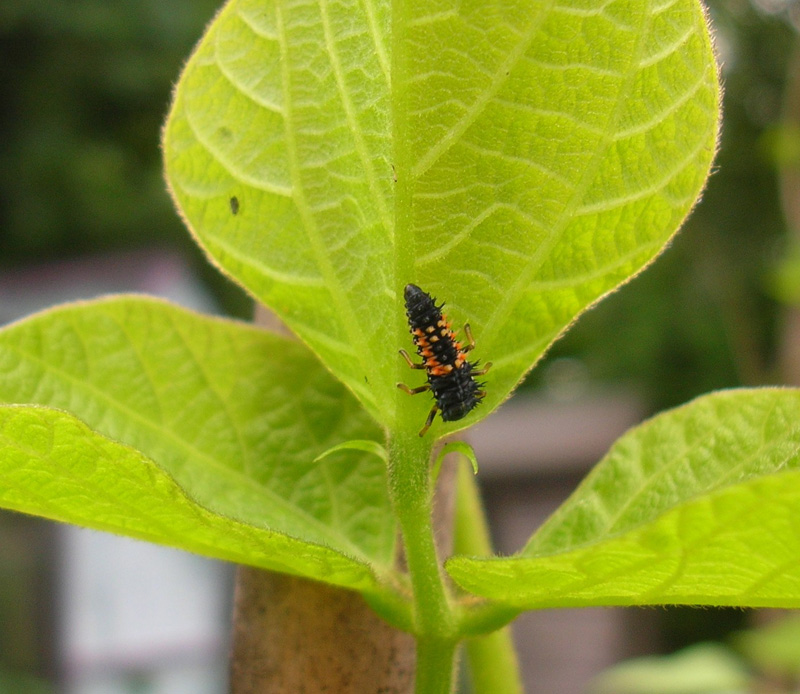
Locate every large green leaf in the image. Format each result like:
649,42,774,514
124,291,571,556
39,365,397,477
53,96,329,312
163,0,718,436
0,297,395,588
0,405,377,591
447,389,800,608
164,0,394,421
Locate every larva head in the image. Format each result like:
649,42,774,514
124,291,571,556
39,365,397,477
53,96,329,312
404,284,429,313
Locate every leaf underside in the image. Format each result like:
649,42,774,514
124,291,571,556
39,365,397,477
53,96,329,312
447,389,800,609
0,297,394,590
163,0,719,437
0,404,377,591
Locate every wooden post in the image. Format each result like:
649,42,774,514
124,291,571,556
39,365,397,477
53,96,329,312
230,569,415,693
229,305,418,693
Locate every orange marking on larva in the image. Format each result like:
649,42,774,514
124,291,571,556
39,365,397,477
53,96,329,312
402,283,489,435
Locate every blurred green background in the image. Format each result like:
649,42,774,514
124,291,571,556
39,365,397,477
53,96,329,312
0,0,252,317
1,0,800,691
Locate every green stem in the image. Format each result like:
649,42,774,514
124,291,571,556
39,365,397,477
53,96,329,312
391,0,458,685
454,461,524,694
415,637,459,694
388,430,458,693
464,631,523,694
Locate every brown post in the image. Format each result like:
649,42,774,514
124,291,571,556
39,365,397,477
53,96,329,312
230,569,415,693
228,305,420,693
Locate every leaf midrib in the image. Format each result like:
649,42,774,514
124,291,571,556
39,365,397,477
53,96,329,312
409,2,552,180
487,468,800,605
319,0,393,238
274,0,383,407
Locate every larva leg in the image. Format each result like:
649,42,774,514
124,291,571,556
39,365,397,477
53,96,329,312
418,404,439,437
472,362,493,376
399,349,426,369
397,382,430,395
462,323,476,352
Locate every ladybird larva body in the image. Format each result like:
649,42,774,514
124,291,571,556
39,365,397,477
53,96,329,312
398,284,491,436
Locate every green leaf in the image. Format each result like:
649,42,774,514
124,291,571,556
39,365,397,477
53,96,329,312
432,441,478,483
163,0,719,437
164,0,394,422
447,389,800,608
0,297,395,588
314,439,389,464
0,405,377,591
454,462,524,694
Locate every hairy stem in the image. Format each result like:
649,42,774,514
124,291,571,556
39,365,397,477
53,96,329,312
454,461,524,694
389,431,459,693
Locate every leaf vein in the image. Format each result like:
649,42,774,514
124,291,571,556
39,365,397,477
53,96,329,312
318,0,393,237
410,2,552,179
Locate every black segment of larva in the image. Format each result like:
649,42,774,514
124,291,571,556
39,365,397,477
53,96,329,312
398,284,491,436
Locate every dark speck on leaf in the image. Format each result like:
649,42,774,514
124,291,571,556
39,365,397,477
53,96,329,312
230,196,239,215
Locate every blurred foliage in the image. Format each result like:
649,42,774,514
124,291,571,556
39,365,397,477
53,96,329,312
0,669,52,694
734,612,800,682
590,642,752,694
591,612,800,694
0,0,253,316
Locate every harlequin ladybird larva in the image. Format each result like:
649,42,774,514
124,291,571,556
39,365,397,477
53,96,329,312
397,283,492,436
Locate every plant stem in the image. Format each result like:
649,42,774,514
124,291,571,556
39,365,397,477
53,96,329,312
464,631,523,694
415,636,459,694
388,430,458,693
454,461,524,694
